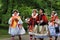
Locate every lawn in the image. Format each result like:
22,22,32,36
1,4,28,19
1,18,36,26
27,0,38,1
0,28,10,39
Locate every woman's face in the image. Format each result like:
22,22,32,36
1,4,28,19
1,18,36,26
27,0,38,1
14,12,18,16
33,11,36,16
39,9,43,14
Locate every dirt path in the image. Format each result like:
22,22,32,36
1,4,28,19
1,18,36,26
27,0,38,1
0,35,29,40
0,35,60,40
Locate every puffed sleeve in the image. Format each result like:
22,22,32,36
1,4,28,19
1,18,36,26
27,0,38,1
8,17,12,24
18,19,23,24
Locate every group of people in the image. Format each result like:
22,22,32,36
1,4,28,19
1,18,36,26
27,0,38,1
8,9,60,40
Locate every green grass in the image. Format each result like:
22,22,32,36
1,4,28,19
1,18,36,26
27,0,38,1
0,35,10,39
0,29,8,35
0,29,10,39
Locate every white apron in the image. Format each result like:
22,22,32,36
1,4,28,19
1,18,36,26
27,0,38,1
8,18,26,36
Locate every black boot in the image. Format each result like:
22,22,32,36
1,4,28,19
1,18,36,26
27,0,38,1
55,36,58,40
39,38,43,40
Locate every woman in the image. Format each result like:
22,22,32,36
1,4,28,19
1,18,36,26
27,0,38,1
8,10,25,40
36,8,48,40
48,11,55,40
27,9,38,40
49,11,59,40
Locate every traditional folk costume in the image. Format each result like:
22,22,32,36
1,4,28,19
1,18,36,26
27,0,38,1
35,14,48,40
48,13,59,35
8,14,25,36
37,14,48,24
28,13,38,32
36,14,48,33
48,13,60,40
28,13,38,40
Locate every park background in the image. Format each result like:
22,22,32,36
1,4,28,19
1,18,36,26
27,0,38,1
0,0,60,39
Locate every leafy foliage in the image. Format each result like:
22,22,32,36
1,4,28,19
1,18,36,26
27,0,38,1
0,0,60,27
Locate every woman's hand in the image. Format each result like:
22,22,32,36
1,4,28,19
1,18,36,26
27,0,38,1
18,24,22,29
37,21,40,23
40,20,43,23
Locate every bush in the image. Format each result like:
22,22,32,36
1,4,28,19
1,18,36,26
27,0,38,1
23,22,28,32
0,24,9,29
